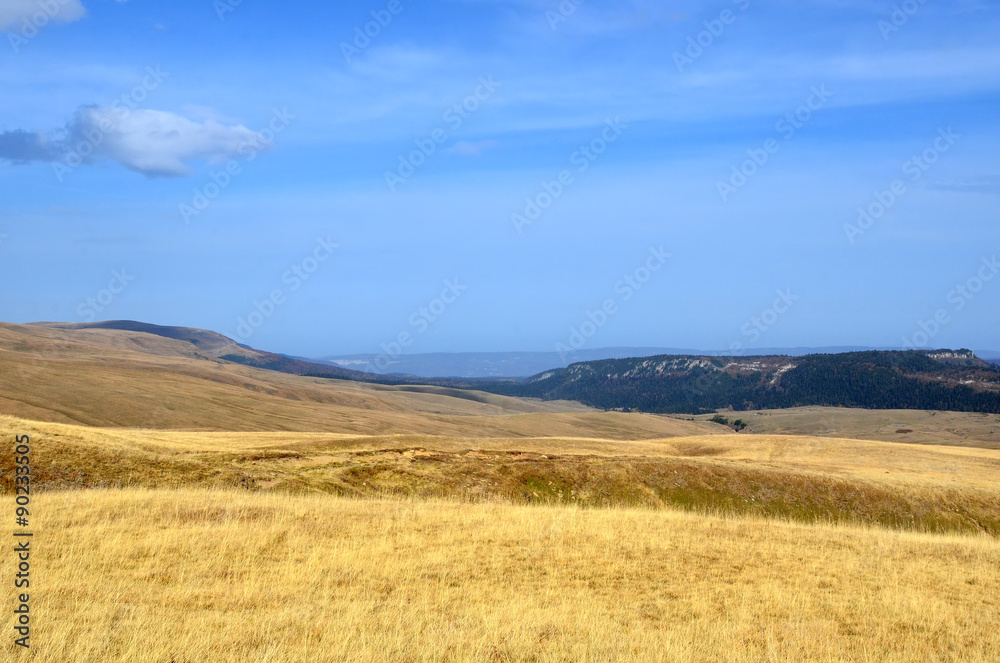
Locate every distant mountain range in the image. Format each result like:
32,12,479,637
325,347,1000,378
470,350,1000,415
322,346,921,378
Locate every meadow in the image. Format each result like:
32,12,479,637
10,489,999,662
3,416,1000,535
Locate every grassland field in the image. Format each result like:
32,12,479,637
2,323,1000,660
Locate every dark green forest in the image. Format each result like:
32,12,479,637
461,350,1000,415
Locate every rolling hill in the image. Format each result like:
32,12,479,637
35,320,368,380
0,321,712,439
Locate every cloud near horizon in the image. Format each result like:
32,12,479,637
0,0,86,30
445,140,500,156
926,176,1000,196
0,106,269,177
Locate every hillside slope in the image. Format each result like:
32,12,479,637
0,322,712,438
34,320,368,380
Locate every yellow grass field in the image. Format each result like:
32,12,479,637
4,415,1000,535
697,406,1000,450
5,489,998,662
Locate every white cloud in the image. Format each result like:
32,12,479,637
0,106,270,177
0,0,86,30
76,106,265,176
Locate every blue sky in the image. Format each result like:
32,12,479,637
1,0,998,357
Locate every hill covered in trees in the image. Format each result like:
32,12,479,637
471,350,1000,415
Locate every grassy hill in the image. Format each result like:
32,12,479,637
0,322,710,439
35,319,370,380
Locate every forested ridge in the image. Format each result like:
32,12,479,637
463,350,1000,414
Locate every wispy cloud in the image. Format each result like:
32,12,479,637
0,106,268,177
926,176,1000,195
446,139,499,156
0,0,86,30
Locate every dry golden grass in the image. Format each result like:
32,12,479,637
695,406,1000,449
4,415,1000,535
5,488,998,662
